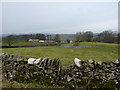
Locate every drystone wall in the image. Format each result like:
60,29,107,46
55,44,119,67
1,53,61,86
1,53,120,88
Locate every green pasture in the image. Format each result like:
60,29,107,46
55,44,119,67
2,78,62,88
2,41,48,46
2,42,118,69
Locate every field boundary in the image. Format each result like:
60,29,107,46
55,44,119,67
0,44,59,48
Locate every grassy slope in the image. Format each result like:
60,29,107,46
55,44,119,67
2,42,118,69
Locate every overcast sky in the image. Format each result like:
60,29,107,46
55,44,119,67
2,2,118,34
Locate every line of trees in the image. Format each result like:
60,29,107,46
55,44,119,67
30,34,46,40
74,30,119,43
74,31,93,42
2,30,119,46
2,33,61,46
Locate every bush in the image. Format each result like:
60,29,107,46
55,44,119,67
73,42,80,46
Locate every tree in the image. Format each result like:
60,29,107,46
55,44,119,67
3,35,16,46
46,35,52,40
83,31,93,42
35,34,46,40
98,30,114,43
73,32,84,46
74,32,84,42
54,34,61,43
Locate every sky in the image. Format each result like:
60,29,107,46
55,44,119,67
1,2,118,34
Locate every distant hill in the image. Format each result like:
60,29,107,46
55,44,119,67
0,34,9,37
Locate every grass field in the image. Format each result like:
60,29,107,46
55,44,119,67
2,42,118,69
1,41,48,46
2,78,62,88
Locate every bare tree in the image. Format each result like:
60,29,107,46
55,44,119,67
83,31,93,42
54,34,61,43
74,32,84,42
3,35,16,46
98,30,114,43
